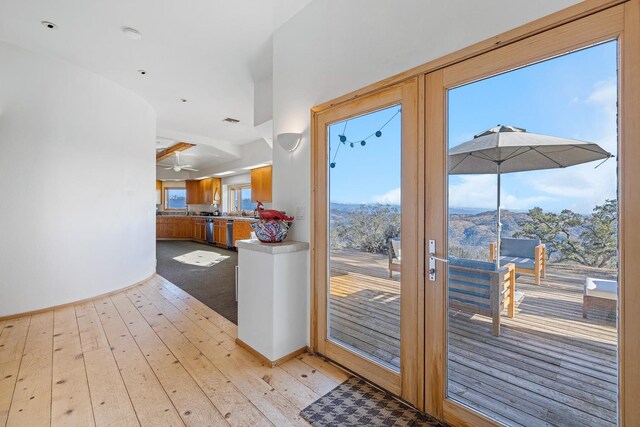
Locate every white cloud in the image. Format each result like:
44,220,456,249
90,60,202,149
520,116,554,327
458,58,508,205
449,175,497,209
372,187,401,205
585,78,618,153
449,175,552,211
529,79,618,213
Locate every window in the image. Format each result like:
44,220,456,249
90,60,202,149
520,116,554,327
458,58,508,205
229,184,256,211
165,188,187,210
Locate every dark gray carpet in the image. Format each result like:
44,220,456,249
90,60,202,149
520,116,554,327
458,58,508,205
301,377,445,427
156,240,238,324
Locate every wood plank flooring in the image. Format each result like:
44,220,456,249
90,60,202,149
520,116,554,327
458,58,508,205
0,275,350,427
329,249,618,427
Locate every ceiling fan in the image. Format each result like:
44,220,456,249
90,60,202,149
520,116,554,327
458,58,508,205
158,152,198,172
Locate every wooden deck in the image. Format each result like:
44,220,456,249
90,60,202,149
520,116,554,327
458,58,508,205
0,275,350,427
329,249,617,427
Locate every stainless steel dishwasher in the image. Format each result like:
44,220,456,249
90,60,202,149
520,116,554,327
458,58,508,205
226,220,234,248
205,219,214,244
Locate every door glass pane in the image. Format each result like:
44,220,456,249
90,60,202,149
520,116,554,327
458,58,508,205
328,104,402,371
446,41,619,425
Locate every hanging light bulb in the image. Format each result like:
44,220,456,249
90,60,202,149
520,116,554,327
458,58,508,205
330,162,336,168
361,140,366,146
375,130,382,137
339,135,347,143
350,142,354,148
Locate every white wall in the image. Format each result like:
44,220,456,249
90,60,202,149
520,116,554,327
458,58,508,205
0,42,157,316
271,0,581,343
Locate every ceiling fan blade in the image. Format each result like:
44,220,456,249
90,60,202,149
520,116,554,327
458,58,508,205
182,167,199,171
158,164,173,168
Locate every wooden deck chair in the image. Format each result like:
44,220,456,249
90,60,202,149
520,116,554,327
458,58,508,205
490,237,546,285
448,257,517,336
388,238,401,278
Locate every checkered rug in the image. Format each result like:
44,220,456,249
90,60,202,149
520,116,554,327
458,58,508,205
300,377,446,426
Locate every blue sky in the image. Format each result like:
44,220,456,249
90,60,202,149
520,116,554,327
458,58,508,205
329,40,618,214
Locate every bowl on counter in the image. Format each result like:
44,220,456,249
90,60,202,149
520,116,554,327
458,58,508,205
250,220,291,243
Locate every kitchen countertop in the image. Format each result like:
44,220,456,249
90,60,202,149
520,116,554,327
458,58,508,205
157,215,258,221
236,239,309,254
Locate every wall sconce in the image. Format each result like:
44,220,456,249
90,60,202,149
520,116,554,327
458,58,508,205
277,133,302,152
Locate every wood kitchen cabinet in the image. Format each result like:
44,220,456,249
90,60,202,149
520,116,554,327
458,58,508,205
156,217,192,238
213,219,227,245
233,221,254,245
192,218,207,241
156,180,162,205
186,178,222,205
250,166,272,202
186,180,200,204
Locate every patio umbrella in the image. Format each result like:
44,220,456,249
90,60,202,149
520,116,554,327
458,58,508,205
449,125,612,267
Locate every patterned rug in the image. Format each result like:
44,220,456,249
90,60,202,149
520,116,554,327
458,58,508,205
300,377,446,426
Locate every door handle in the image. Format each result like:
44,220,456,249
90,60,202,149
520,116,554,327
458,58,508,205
428,239,448,282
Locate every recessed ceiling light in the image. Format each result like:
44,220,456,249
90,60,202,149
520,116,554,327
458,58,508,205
137,69,147,75
180,98,187,103
122,27,142,40
41,21,58,30
222,117,240,124
214,170,236,176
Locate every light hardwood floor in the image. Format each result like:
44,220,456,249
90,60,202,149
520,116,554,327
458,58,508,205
0,275,350,427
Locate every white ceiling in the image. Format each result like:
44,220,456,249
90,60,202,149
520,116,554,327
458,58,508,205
0,0,311,155
157,144,226,171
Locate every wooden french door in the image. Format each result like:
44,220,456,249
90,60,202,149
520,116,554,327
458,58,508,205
424,3,639,426
311,78,423,406
311,2,639,425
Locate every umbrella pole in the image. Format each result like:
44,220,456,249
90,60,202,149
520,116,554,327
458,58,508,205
496,162,502,269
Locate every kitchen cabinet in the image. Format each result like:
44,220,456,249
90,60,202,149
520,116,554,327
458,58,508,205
186,178,222,205
250,166,272,202
213,219,227,245
192,218,207,241
186,180,200,204
233,221,254,245
156,180,162,205
156,217,192,238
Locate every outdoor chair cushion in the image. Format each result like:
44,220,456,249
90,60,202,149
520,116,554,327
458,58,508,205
391,238,401,261
499,255,535,270
500,237,541,258
584,278,617,300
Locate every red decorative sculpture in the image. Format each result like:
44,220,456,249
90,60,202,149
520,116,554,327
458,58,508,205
256,201,294,222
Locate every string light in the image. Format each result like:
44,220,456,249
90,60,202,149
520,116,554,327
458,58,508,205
330,108,401,168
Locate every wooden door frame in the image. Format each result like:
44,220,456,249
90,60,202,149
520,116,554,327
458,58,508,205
426,3,637,426
311,78,424,405
311,0,639,425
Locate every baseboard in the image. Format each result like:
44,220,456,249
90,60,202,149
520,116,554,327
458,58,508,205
235,338,307,367
0,274,156,321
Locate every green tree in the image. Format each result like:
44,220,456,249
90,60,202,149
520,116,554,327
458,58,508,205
513,207,582,260
578,199,617,268
514,200,617,268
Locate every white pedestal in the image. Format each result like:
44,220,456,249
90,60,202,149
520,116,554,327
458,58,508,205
236,239,309,365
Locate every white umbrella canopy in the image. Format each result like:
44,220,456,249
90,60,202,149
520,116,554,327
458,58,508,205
448,125,613,267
